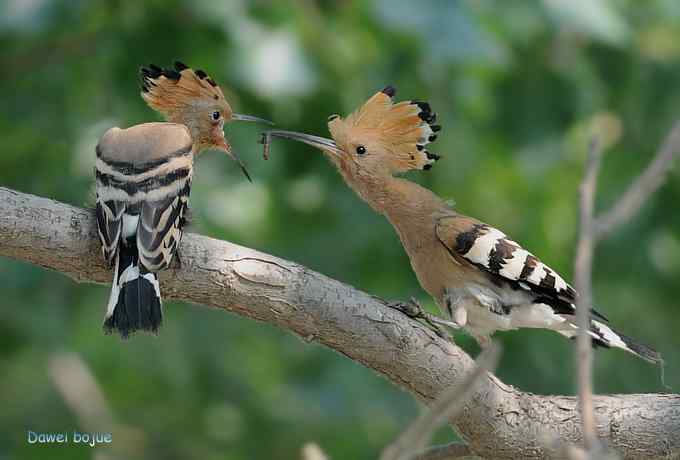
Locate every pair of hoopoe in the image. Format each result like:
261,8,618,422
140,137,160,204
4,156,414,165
96,61,660,364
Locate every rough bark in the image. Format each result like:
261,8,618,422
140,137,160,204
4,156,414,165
1,186,678,460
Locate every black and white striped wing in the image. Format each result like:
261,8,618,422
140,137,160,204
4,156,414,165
436,217,577,307
96,197,125,266
137,179,191,271
435,216,662,364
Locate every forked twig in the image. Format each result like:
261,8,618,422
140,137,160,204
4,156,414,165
570,121,679,455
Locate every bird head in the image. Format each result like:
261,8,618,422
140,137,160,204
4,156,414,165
140,61,272,181
262,86,440,179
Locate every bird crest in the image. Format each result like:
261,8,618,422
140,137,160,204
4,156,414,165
328,86,441,173
140,61,233,124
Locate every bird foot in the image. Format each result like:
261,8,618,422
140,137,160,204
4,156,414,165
386,297,457,339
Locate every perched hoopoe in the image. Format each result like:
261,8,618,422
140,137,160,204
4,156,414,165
95,61,270,338
261,86,661,364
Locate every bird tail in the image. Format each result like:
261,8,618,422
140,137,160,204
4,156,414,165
559,319,662,365
590,320,662,364
103,244,162,338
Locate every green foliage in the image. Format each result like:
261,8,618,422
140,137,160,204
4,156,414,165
1,1,679,458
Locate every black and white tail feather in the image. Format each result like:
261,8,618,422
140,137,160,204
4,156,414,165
436,217,663,365
103,240,162,337
558,319,661,364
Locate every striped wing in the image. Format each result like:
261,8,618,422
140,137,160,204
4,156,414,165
435,216,661,364
96,198,125,266
95,122,194,272
436,216,577,307
137,178,191,271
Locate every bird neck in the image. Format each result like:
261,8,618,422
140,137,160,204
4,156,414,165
340,170,451,224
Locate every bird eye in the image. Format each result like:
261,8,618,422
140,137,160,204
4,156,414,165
356,145,366,155
211,111,221,121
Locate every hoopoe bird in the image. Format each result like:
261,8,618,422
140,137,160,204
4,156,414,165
95,61,270,338
261,86,661,364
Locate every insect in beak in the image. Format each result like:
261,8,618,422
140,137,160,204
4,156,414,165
222,114,272,181
259,130,341,160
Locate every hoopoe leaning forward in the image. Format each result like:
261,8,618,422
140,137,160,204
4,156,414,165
261,86,661,364
95,61,270,338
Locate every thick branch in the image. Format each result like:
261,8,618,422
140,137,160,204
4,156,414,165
1,187,679,460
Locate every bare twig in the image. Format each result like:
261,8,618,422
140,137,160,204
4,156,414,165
594,121,680,240
380,344,501,460
570,121,679,456
413,442,473,460
574,137,604,451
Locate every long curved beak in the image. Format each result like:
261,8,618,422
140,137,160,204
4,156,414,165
260,130,341,159
232,113,275,125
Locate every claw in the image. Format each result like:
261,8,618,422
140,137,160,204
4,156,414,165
386,297,455,339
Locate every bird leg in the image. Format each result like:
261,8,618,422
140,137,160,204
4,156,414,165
386,297,458,339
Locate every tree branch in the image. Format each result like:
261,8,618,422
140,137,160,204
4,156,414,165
594,121,680,240
1,186,679,460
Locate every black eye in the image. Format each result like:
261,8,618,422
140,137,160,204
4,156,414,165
356,145,366,155
211,111,221,121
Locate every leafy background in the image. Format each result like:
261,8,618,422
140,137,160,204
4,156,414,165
1,1,679,459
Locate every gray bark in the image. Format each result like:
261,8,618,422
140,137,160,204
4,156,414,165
1,186,678,460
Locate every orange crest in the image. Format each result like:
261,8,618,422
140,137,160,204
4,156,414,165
140,61,233,123
329,86,441,173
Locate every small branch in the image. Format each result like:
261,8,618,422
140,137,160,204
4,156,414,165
594,121,680,240
571,121,680,456
380,344,501,460
574,137,604,450
414,442,473,460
